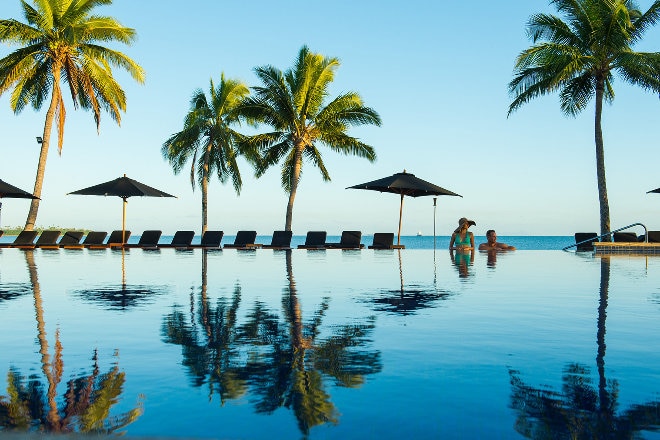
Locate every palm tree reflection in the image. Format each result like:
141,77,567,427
0,251,143,433
509,257,660,438
162,249,381,436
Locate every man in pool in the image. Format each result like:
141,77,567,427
478,229,516,251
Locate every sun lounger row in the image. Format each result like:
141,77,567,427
296,231,404,249
574,231,660,251
0,229,405,250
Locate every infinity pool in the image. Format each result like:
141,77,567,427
1,248,659,439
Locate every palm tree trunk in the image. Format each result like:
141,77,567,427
285,146,303,231
201,142,211,234
25,82,60,231
594,78,611,237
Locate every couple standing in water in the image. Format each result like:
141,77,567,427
449,217,515,275
449,217,516,251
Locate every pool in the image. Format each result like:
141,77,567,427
1,248,659,438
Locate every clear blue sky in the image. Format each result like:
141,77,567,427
1,0,659,236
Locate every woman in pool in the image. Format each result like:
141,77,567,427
449,217,476,250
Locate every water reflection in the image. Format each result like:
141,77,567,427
450,249,474,278
162,250,382,436
0,283,31,302
508,257,660,438
367,249,453,315
0,251,143,434
72,249,168,310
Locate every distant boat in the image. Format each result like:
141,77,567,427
417,231,423,236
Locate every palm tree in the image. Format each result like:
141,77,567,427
239,46,381,231
162,74,252,233
0,0,145,230
508,0,660,236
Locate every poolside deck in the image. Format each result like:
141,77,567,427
594,241,660,254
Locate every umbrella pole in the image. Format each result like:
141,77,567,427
122,197,127,245
397,194,404,246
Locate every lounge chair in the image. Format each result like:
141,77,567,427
125,230,162,249
14,230,61,249
647,231,660,243
63,231,108,249
224,230,260,249
326,231,364,249
613,231,638,242
159,230,195,249
263,230,293,250
574,232,598,251
188,230,223,249
298,231,327,249
0,230,39,248
40,230,84,249
88,230,131,249
368,232,405,249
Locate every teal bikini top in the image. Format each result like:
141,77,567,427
455,232,471,246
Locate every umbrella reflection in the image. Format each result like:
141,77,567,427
508,257,660,437
367,249,453,315
161,249,382,436
72,249,168,310
0,283,32,302
0,251,143,433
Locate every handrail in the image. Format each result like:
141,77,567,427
562,222,648,251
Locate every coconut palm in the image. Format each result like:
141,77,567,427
162,74,252,233
239,46,381,231
0,0,145,230
508,0,660,236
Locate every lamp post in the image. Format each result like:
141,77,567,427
433,197,437,249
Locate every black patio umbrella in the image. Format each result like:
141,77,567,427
67,174,175,244
647,188,660,194
347,170,462,246
0,178,39,227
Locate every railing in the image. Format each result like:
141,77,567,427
562,222,648,251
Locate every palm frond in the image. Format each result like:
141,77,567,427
280,149,298,193
629,0,660,42
559,73,595,115
303,145,330,182
256,139,292,177
615,51,660,92
319,133,376,161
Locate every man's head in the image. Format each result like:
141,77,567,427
486,229,497,244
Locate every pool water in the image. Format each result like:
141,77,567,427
1,248,659,439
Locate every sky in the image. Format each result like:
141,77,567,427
1,0,659,237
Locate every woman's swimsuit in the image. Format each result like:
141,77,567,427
454,232,471,247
